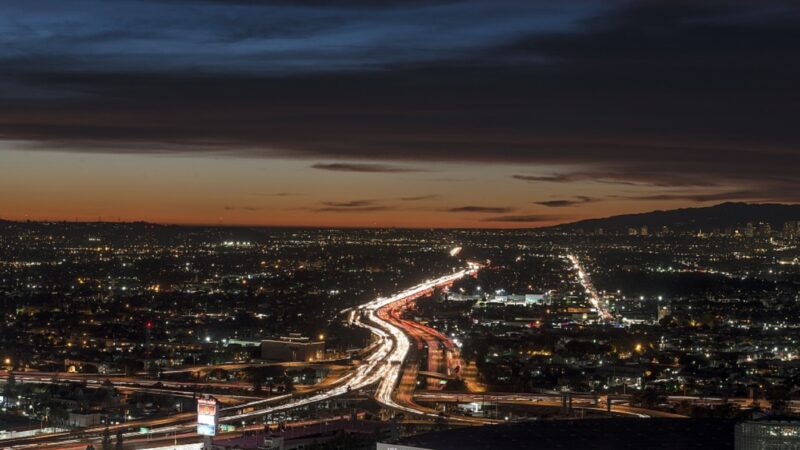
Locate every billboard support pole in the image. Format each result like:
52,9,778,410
197,394,218,447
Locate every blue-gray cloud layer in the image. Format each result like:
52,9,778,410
1,0,799,202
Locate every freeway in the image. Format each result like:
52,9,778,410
219,264,481,422
381,300,456,389
392,306,463,386
363,264,500,425
7,373,264,404
377,299,493,424
154,360,348,376
412,392,688,419
413,391,800,418
0,266,481,448
361,264,481,420
3,413,365,450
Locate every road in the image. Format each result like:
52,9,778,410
378,300,486,423
1,267,482,448
363,264,498,425
5,261,797,448
568,254,614,322
3,414,364,450
362,264,482,420
219,264,481,423
413,392,688,419
154,360,348,376
380,300,459,389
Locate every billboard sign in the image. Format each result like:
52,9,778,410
197,398,218,436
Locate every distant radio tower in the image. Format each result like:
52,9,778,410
145,320,153,372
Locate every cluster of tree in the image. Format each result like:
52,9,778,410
85,426,123,450
247,366,294,394
629,387,666,408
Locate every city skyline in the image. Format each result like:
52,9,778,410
2,0,799,227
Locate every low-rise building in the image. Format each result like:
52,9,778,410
735,418,800,450
261,334,324,362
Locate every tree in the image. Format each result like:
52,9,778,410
115,428,124,450
50,406,69,428
3,372,16,408
766,383,790,414
101,426,112,450
630,388,665,408
282,377,294,393
148,362,160,378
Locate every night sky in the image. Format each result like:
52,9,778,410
1,0,798,227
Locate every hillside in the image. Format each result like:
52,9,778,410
554,202,800,232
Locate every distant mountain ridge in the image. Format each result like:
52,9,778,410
554,202,800,232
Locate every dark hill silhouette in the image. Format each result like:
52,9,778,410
553,202,800,232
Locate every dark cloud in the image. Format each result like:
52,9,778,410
315,206,390,212
512,174,586,183
313,199,391,212
535,196,597,207
512,172,719,188
614,189,790,203
1,0,799,203
400,194,438,201
321,200,375,208
311,163,423,173
252,192,302,197
483,214,558,223
224,205,261,211
163,0,456,6
447,206,515,214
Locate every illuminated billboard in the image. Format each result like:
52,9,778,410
197,398,218,436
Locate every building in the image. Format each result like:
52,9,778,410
735,418,800,450
67,411,103,427
783,221,798,239
261,334,324,362
389,419,735,450
486,293,547,306
745,223,755,238
658,304,672,322
377,444,430,450
757,223,772,238
211,419,396,450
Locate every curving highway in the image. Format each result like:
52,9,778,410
0,265,482,448
220,264,480,422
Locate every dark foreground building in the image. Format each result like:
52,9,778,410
735,418,800,450
380,419,736,450
211,418,396,450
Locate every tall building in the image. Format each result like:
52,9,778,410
757,223,772,238
783,221,798,239
745,223,755,238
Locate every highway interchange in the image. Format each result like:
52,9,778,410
0,264,482,448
